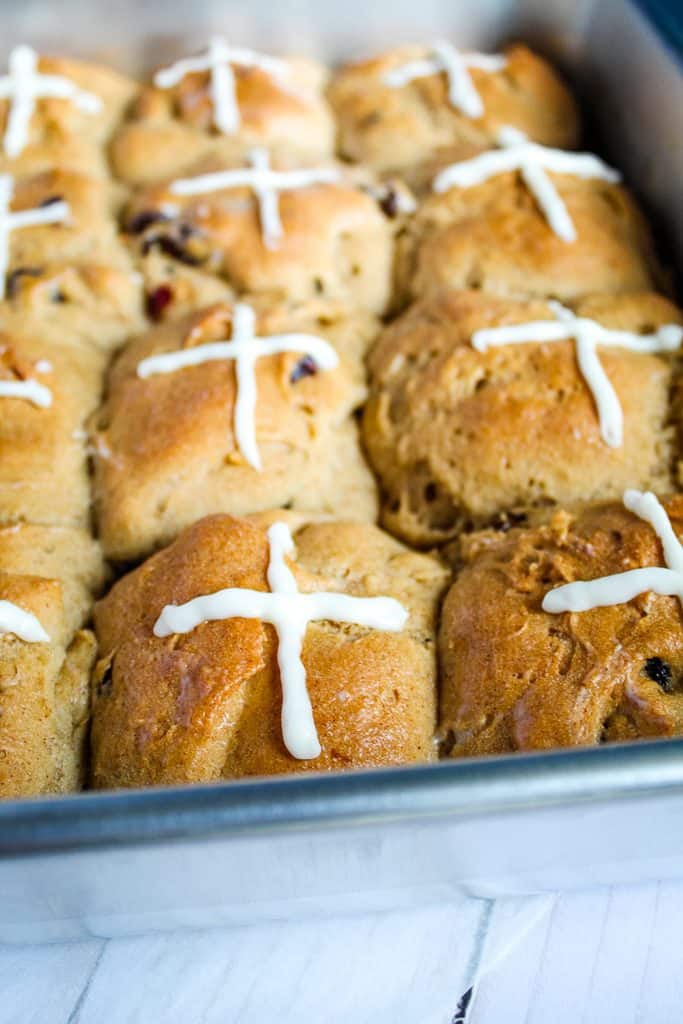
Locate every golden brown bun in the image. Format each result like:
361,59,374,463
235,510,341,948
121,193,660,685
0,263,145,352
439,497,683,756
0,523,105,797
0,53,137,177
124,160,406,314
6,168,132,273
397,169,661,304
364,290,682,546
0,169,145,351
0,326,107,527
91,302,379,561
112,56,335,185
328,43,579,185
91,513,448,788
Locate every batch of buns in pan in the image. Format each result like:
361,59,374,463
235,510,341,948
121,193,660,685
0,37,681,798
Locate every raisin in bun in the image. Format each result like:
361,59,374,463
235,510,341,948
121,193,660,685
439,497,683,756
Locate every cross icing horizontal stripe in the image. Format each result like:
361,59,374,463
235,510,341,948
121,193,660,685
154,37,288,135
543,490,683,614
0,45,102,158
153,520,408,759
0,599,50,642
433,126,620,242
169,148,340,249
384,40,506,118
471,302,682,447
0,378,52,407
137,301,339,471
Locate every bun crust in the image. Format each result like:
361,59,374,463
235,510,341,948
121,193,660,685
439,497,683,755
0,523,105,796
329,43,579,185
112,56,335,186
124,161,404,314
397,172,661,305
91,513,447,788
364,289,682,545
91,301,379,560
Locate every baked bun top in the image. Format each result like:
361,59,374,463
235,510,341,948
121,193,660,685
440,496,683,756
2,168,133,274
0,48,136,177
397,168,660,304
124,159,409,314
91,512,447,787
329,43,579,184
0,262,145,352
112,52,335,185
0,522,104,796
91,300,379,560
364,289,682,545
0,323,107,527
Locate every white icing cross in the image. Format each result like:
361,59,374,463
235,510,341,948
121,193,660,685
153,520,408,759
137,301,339,471
433,126,621,242
543,490,683,615
154,37,288,136
0,174,70,300
0,377,51,407
0,600,49,642
0,45,102,159
169,148,339,249
472,301,682,448
384,40,506,118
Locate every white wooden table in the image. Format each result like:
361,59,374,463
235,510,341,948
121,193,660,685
1,881,681,1023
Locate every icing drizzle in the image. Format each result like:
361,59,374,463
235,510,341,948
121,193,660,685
384,40,506,118
0,174,70,300
0,599,49,642
472,301,682,447
0,378,52,407
153,520,409,759
543,490,683,614
137,301,339,470
433,126,620,242
170,148,339,249
0,45,102,159
154,37,288,136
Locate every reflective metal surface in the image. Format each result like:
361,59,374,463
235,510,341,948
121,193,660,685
4,740,683,942
0,0,682,942
1,739,683,855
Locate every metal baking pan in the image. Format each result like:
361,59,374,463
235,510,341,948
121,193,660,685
1,0,682,944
